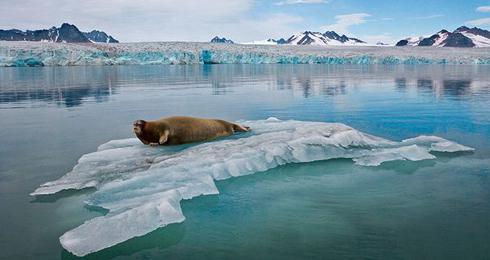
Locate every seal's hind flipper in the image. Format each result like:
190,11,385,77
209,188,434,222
233,124,250,132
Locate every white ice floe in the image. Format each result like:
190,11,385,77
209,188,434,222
31,118,473,256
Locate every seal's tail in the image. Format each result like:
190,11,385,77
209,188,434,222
233,124,250,132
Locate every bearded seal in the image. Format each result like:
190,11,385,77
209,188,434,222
133,116,250,146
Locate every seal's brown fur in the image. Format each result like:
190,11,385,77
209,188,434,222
133,116,250,146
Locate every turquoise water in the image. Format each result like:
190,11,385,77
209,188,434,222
0,64,489,259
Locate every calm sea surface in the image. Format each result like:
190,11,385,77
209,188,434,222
0,64,489,259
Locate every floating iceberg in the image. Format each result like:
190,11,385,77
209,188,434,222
31,118,473,256
2,41,490,66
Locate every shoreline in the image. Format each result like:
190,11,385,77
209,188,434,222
1,41,490,67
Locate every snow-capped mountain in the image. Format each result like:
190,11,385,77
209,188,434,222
285,31,366,46
454,26,490,47
83,30,118,43
396,26,490,47
323,31,365,44
0,23,118,43
244,31,366,46
210,36,234,44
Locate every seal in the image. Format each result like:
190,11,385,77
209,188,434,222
133,116,250,146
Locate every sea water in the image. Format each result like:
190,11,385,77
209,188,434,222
0,64,489,259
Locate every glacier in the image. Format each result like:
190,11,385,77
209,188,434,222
2,41,490,66
30,118,474,256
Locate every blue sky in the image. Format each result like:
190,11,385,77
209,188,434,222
1,0,489,43
254,0,490,43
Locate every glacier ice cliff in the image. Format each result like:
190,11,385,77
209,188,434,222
31,118,474,256
1,41,490,66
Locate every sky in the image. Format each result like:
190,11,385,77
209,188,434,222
1,0,490,44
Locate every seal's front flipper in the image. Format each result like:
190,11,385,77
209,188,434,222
233,124,251,132
159,131,169,145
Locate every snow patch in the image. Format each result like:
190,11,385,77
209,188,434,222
242,39,279,45
460,32,490,47
433,32,449,47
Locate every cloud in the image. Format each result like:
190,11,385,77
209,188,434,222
410,14,444,20
0,0,303,42
320,13,371,35
380,18,394,21
469,6,490,27
225,13,304,42
466,17,490,26
476,6,490,12
275,0,327,6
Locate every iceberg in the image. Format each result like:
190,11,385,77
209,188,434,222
2,41,490,66
31,118,473,256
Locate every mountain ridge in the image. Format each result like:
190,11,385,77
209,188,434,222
396,26,490,47
0,23,118,43
210,36,234,44
214,30,367,46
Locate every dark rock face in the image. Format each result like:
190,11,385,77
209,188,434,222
56,23,89,42
323,31,342,41
395,40,409,46
442,33,475,47
323,31,366,43
210,36,234,44
83,30,119,43
276,38,287,44
418,34,439,46
455,26,490,39
348,37,365,43
0,23,118,43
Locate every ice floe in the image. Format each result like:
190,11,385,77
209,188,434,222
31,118,473,256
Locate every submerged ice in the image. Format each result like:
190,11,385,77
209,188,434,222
31,118,473,256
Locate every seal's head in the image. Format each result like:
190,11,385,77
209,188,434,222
133,120,146,135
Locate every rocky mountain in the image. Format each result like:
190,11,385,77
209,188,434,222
83,30,118,43
0,23,118,43
210,36,234,44
276,38,287,44
396,26,490,47
323,31,365,44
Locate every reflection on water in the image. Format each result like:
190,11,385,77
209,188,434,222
0,85,114,107
398,77,475,97
0,67,118,107
417,79,433,89
1,65,489,108
443,80,472,96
